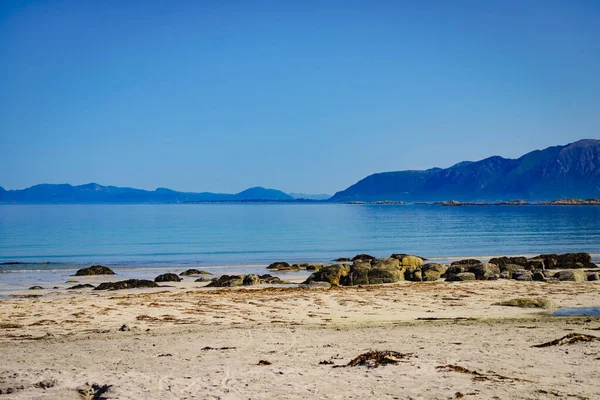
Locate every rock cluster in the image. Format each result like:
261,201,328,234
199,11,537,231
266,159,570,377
95,279,159,290
207,274,287,287
154,273,181,283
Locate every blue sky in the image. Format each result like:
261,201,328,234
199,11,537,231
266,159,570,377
1,0,599,194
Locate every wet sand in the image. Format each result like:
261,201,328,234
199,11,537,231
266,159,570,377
1,280,600,399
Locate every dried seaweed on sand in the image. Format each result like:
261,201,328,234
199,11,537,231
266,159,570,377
346,350,413,368
533,333,600,348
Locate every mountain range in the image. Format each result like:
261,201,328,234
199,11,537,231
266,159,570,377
2,139,599,203
0,184,295,203
331,139,600,201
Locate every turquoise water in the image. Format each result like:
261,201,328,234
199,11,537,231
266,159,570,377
1,204,599,268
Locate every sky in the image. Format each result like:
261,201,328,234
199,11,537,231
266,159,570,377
1,0,599,194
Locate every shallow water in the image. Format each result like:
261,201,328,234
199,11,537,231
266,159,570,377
552,307,600,317
1,203,599,291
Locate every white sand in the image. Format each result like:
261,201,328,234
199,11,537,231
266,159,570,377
1,280,600,399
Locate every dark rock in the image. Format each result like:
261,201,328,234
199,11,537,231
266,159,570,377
68,284,95,290
75,265,115,276
305,264,324,271
179,269,212,276
467,263,500,280
488,256,527,269
243,274,261,285
444,265,466,276
154,273,181,283
334,257,352,262
554,270,587,282
391,254,427,262
258,274,286,284
536,253,596,270
513,270,533,281
34,379,57,389
95,279,159,290
194,277,213,282
446,272,476,281
29,286,44,290
351,254,376,262
499,272,511,279
267,262,299,271
532,271,546,281
119,324,129,331
525,260,544,270
587,273,600,281
501,264,525,274
207,275,245,287
450,259,481,266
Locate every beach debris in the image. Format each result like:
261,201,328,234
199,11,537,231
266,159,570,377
533,333,600,348
0,323,22,329
158,353,172,357
346,350,413,368
34,379,57,389
180,269,212,276
95,279,159,290
154,273,181,283
29,286,44,290
76,383,112,400
493,297,556,309
201,346,237,351
319,360,334,365
436,364,534,383
119,324,129,332
75,265,115,276
68,284,95,290
257,360,272,365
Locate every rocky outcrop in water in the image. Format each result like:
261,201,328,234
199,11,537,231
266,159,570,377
180,269,212,276
534,253,596,269
75,265,115,276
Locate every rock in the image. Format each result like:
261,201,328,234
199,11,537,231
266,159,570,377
554,270,588,282
536,253,596,269
444,265,466,276
258,274,286,284
179,269,212,276
194,277,213,282
587,273,600,281
525,260,544,270
501,264,525,274
304,264,351,286
305,264,324,271
391,253,427,262
488,256,527,269
368,258,406,284
243,274,261,285
499,272,511,279
154,273,181,283
29,286,44,290
76,383,112,400
351,254,376,262
119,324,129,332
513,270,533,281
95,279,159,290
68,284,95,290
267,262,299,271
75,265,115,276
467,263,500,280
446,272,476,282
493,297,556,309
450,259,481,266
396,255,424,268
334,257,352,262
207,275,245,287
422,263,445,281
532,271,546,281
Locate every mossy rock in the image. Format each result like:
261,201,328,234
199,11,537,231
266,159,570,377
554,270,587,282
493,297,556,309
450,259,481,266
180,269,212,276
488,256,527,269
351,254,376,262
75,265,115,276
95,279,159,290
304,264,352,286
154,273,181,283
468,263,500,280
446,272,476,282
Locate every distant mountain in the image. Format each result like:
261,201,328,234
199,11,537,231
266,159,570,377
0,183,293,203
289,193,331,200
331,139,600,202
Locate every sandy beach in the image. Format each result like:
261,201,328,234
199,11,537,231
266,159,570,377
1,279,600,399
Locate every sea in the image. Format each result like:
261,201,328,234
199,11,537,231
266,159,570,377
1,203,599,292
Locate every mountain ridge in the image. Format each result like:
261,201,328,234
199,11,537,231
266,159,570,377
331,139,600,201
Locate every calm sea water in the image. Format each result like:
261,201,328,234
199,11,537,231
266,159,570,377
1,204,599,269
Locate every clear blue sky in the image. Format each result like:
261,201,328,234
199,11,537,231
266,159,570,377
1,0,599,194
